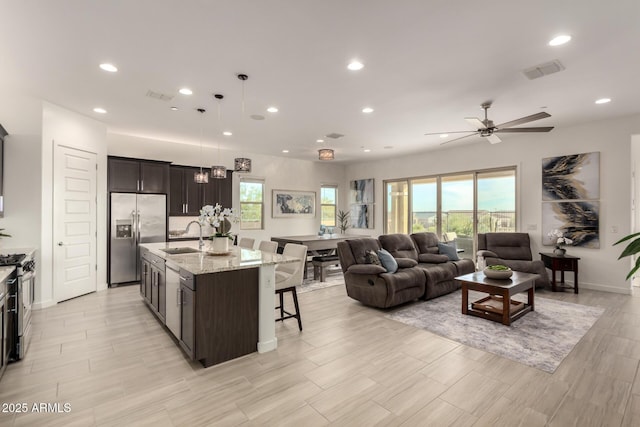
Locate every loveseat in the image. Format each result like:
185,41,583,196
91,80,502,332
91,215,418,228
337,232,475,308
477,232,550,288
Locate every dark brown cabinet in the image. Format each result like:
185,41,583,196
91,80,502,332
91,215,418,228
108,157,170,194
169,166,233,216
177,268,258,367
141,251,166,321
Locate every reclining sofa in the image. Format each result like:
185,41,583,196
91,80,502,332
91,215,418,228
336,232,475,308
477,232,549,288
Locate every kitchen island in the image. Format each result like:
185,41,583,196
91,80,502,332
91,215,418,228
139,241,300,367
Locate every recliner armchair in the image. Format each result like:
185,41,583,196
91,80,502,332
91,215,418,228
477,233,549,288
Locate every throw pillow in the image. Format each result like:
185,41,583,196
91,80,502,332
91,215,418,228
365,250,381,265
438,242,459,261
396,257,418,268
377,249,398,273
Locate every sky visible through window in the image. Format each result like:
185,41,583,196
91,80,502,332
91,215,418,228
412,176,515,211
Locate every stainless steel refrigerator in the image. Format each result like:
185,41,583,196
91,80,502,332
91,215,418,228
110,193,166,285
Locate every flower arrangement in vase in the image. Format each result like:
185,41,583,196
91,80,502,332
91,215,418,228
199,204,235,252
547,229,573,256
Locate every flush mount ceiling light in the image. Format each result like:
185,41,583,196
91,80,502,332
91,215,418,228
595,98,611,104
179,88,193,95
99,63,118,72
318,148,335,161
362,107,374,114
211,93,227,179
93,107,107,114
234,73,253,173
193,108,209,184
548,35,571,46
267,106,278,113
347,60,364,71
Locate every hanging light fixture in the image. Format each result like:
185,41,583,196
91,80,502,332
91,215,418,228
318,148,335,160
234,73,252,173
193,108,209,183
211,94,227,179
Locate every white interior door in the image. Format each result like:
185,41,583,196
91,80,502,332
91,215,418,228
53,145,97,302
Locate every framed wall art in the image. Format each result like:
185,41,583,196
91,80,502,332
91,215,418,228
542,152,600,201
272,189,316,218
542,201,600,248
349,178,374,204
350,203,374,229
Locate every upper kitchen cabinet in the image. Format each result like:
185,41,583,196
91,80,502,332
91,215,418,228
108,156,170,194
170,166,203,216
170,166,233,216
203,170,233,209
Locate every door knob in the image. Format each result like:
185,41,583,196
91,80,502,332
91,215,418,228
58,242,64,246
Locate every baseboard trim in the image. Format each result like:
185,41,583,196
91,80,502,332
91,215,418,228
33,300,56,310
579,281,632,295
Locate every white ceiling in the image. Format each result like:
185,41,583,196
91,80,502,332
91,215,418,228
1,0,638,163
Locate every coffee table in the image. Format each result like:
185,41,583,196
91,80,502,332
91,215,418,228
456,271,539,326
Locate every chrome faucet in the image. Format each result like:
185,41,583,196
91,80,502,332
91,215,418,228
186,221,204,250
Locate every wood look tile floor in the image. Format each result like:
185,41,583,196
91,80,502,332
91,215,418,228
1,282,639,426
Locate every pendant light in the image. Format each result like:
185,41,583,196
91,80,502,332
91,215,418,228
234,73,252,173
318,148,335,160
211,94,227,179
193,108,209,183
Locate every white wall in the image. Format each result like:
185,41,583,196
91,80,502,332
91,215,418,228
345,114,640,294
41,102,107,307
107,134,346,245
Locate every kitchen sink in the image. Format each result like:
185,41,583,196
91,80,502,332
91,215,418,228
160,247,200,255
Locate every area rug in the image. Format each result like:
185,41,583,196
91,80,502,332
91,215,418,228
298,266,345,294
386,290,604,373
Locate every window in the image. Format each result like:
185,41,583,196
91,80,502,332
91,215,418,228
320,185,337,227
239,179,264,230
384,167,516,256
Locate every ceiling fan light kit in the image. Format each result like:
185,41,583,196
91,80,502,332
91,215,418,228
425,102,554,146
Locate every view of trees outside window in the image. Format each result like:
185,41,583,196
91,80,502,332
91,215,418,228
239,180,264,229
321,186,337,227
386,168,516,256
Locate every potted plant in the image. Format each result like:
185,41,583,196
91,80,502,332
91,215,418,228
547,229,573,256
337,210,350,234
199,204,235,253
614,232,640,280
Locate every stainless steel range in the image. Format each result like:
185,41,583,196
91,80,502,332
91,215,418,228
0,252,35,360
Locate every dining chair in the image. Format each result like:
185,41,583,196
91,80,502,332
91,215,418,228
275,243,308,331
258,240,278,253
238,237,255,249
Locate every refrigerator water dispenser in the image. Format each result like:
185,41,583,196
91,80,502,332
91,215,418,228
115,220,133,239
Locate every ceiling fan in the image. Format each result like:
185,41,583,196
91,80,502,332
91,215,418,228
425,102,554,145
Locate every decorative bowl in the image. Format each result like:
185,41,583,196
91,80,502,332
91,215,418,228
483,266,513,280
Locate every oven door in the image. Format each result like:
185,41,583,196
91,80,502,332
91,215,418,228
18,270,34,359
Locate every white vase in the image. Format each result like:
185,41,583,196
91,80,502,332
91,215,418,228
212,236,229,253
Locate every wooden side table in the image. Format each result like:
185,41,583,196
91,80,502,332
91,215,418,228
539,252,580,294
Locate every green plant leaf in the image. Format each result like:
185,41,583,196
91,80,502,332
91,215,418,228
618,238,640,259
626,257,640,280
614,231,640,246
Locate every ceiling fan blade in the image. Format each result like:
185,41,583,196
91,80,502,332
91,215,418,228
424,130,476,136
486,134,502,144
440,133,478,146
465,117,486,129
496,112,551,129
496,126,554,133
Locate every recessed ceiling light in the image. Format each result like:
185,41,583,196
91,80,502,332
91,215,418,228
282,149,289,153
99,63,118,72
179,88,193,95
548,35,571,46
595,98,611,104
93,107,107,114
363,149,371,153
170,106,178,111
223,131,232,136
440,134,449,138
362,107,374,114
267,106,278,113
316,139,324,143
347,60,364,71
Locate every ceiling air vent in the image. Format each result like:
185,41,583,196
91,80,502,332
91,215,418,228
522,59,565,80
145,90,174,101
325,133,344,139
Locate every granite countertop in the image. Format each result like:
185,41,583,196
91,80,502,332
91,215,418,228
140,241,300,275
